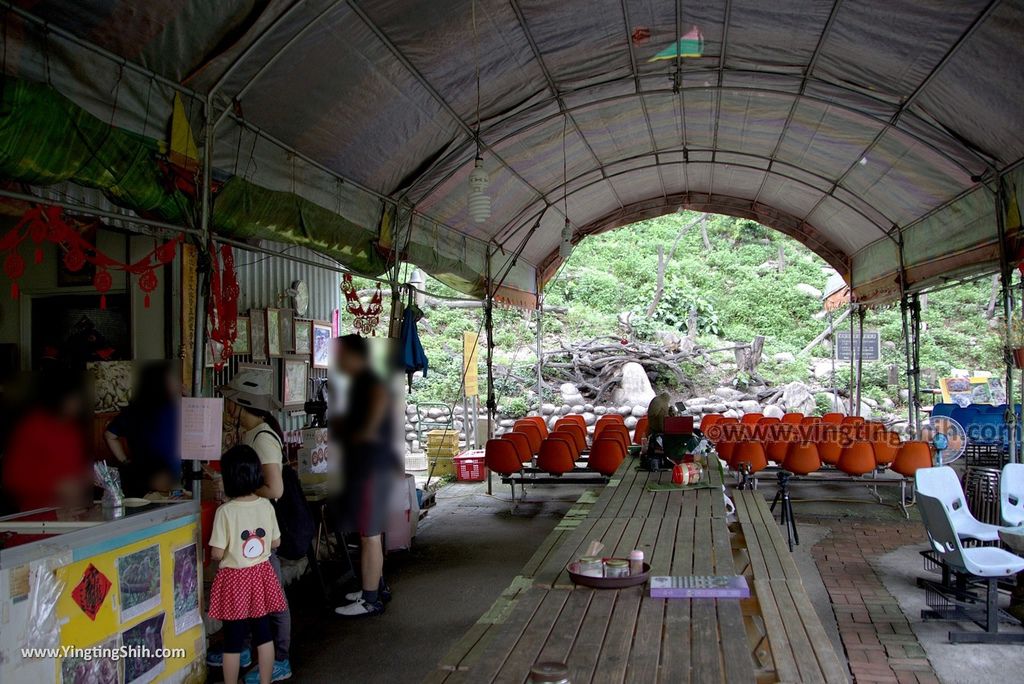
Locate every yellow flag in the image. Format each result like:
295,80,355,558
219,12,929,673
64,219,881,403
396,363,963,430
169,93,199,171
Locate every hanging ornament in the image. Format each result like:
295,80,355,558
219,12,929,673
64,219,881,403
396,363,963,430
156,238,178,264
467,157,491,223
29,220,47,264
94,268,112,309
4,251,24,299
207,242,239,369
63,247,86,272
559,218,573,259
342,274,384,335
139,270,158,308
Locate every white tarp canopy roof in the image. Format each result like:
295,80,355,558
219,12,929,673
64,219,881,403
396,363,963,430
4,0,1024,304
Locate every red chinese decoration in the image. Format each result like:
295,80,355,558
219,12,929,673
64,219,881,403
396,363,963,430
0,206,182,309
71,564,111,621
341,273,383,335
207,242,239,370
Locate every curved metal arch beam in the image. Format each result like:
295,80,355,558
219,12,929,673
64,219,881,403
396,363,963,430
488,148,898,248
407,81,986,206
531,192,850,284
502,159,860,264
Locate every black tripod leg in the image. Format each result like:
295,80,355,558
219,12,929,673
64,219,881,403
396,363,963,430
770,487,782,513
787,493,799,547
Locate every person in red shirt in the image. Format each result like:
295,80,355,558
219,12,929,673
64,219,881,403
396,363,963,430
2,374,91,512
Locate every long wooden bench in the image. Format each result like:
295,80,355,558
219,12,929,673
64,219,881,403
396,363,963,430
426,460,849,683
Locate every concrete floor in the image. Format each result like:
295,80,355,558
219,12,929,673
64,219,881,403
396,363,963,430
283,481,588,684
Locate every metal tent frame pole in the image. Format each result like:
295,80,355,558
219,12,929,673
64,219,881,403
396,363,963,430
485,248,494,495
536,302,544,410
910,293,922,432
855,306,866,416
996,178,1018,464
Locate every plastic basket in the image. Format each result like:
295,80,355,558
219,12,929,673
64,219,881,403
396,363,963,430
454,450,486,482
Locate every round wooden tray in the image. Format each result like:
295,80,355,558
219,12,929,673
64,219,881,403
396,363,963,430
567,559,651,589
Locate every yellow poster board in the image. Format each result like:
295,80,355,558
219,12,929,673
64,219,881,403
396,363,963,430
54,514,205,683
463,331,479,397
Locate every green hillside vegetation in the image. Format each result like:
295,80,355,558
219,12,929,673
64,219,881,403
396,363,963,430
346,212,1005,413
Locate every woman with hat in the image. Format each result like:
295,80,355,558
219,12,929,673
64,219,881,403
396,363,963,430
208,368,292,683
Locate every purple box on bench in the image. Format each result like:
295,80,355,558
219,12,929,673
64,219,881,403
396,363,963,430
649,575,750,599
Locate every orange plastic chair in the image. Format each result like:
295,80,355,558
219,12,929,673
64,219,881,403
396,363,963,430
754,417,781,441
783,442,821,475
512,422,543,455
501,432,533,464
550,429,584,457
815,425,845,465
821,412,844,425
741,412,764,425
633,416,649,443
597,413,625,425
600,423,630,445
781,413,804,424
523,416,548,438
486,439,522,477
841,415,865,426
700,414,724,430
557,422,588,450
538,437,576,475
891,441,934,478
766,424,797,464
870,432,900,466
561,414,586,430
731,441,769,473
837,441,876,476
800,416,821,425
588,438,625,476
602,429,630,454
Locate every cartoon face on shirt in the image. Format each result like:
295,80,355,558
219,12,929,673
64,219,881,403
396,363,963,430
240,528,267,559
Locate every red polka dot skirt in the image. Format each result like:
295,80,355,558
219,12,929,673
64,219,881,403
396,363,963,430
209,560,288,621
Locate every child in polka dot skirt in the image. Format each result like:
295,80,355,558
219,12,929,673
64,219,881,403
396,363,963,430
209,445,288,684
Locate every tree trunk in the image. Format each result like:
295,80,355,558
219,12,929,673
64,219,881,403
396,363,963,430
986,274,1000,319
700,220,712,250
777,244,786,273
646,244,666,316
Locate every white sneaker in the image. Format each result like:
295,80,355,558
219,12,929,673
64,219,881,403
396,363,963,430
343,586,391,603
335,598,384,617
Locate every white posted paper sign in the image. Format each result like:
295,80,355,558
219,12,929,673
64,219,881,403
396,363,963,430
180,397,224,460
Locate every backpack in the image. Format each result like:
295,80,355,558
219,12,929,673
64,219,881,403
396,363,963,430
254,427,315,561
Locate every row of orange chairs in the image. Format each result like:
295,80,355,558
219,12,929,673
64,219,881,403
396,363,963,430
701,412,933,479
485,413,642,481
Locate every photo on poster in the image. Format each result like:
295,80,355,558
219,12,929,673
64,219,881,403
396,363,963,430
266,309,282,357
117,545,161,622
172,543,201,634
294,319,312,355
60,634,120,684
122,612,166,684
282,356,309,410
249,309,267,362
312,321,332,369
234,316,251,355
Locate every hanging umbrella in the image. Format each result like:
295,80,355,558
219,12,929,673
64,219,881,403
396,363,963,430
399,303,428,392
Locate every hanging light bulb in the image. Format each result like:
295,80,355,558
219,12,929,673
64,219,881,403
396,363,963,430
559,218,573,259
468,157,491,223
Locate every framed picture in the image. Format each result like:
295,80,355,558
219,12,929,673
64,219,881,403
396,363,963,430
204,339,225,367
249,309,267,362
278,308,295,353
281,356,308,410
312,321,332,369
234,316,251,355
266,308,282,358
294,319,312,355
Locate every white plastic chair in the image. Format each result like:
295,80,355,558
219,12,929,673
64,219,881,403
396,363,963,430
914,466,1005,542
918,492,1024,643
1001,463,1024,526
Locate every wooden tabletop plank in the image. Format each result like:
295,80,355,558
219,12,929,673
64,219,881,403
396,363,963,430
610,517,646,559
660,516,696,683
592,586,644,684
464,586,549,683
626,598,666,683
568,590,617,684
770,581,826,684
535,589,594,666
750,493,802,581
689,518,723,683
650,517,678,576
535,517,613,588
495,589,572,684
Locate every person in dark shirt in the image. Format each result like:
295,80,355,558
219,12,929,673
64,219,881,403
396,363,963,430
105,362,181,496
332,334,399,617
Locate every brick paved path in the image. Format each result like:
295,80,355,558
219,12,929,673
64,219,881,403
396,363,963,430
809,519,941,684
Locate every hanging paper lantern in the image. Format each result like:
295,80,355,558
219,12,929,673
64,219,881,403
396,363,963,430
559,218,573,259
63,247,87,272
139,269,158,308
156,239,178,264
29,219,48,264
94,269,112,309
4,251,24,299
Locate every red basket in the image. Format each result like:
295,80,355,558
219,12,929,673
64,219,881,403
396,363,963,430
454,450,486,482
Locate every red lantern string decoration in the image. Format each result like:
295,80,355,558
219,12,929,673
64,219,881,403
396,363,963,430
341,273,383,335
207,242,239,370
0,205,183,309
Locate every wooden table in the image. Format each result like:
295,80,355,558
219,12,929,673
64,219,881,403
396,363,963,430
427,458,848,683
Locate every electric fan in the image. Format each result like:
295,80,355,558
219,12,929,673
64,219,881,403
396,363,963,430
919,415,967,466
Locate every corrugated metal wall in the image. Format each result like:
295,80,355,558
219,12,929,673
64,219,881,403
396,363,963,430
213,242,340,431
